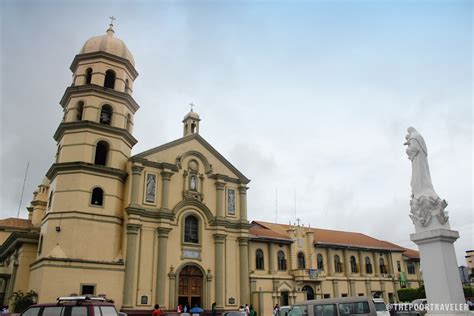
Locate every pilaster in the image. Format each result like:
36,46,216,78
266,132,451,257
130,165,144,206
160,171,173,211
156,227,172,307
123,224,141,308
214,233,226,308
215,182,226,218
238,237,250,304
238,185,248,221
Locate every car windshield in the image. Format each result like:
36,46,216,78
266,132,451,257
374,302,387,311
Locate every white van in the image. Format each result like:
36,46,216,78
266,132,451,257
289,296,377,316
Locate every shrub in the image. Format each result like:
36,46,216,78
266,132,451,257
397,288,420,302
10,290,38,313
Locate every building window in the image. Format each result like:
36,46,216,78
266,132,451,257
297,252,306,269
100,104,113,125
350,256,358,273
85,68,92,84
184,215,199,244
277,250,287,271
126,113,132,132
77,101,84,121
317,253,324,270
91,187,104,206
407,261,416,274
104,70,116,89
81,284,95,295
334,255,343,273
256,249,264,270
397,260,401,272
379,258,387,274
365,257,373,274
94,141,109,166
125,78,130,93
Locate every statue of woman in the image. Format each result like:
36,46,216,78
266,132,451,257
404,127,438,198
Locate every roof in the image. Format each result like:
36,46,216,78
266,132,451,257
402,248,420,259
0,218,33,229
251,220,418,255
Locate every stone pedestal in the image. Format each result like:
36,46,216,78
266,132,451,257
409,196,466,315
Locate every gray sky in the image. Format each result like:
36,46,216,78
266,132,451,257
0,0,472,265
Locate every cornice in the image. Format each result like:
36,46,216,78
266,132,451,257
70,51,139,79
46,162,128,182
314,242,404,252
30,256,125,270
125,206,175,221
248,236,293,245
54,121,138,147
0,231,40,260
130,157,179,172
60,84,139,113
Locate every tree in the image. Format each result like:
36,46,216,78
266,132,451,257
10,290,38,313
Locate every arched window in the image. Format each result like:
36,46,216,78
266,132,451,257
104,70,116,89
365,257,373,274
334,255,342,273
191,122,196,134
85,68,93,84
317,253,324,270
100,104,113,125
76,101,84,121
350,256,358,273
184,215,199,243
91,187,104,206
407,261,416,274
277,250,286,271
379,258,387,274
94,141,109,165
256,249,264,270
297,252,306,269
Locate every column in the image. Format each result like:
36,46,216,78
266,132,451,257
156,227,172,307
130,165,144,206
206,270,213,309
326,249,333,276
168,268,176,310
160,171,173,211
215,182,226,218
332,280,339,298
380,281,388,302
343,249,351,276
239,237,250,304
372,252,379,277
349,280,356,296
238,185,248,221
123,224,141,308
214,234,226,308
365,280,372,299
387,252,395,276
269,243,276,274
358,250,365,276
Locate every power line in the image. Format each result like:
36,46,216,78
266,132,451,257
17,161,30,218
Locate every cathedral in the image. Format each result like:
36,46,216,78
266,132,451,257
0,25,421,314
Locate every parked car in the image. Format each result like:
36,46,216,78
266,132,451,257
279,305,292,316
411,299,427,316
290,296,377,316
372,298,389,316
20,296,125,316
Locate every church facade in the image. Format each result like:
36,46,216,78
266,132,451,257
0,26,421,314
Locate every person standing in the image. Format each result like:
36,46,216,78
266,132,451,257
211,302,217,316
249,305,257,316
273,304,280,316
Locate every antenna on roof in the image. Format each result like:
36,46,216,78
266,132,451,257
17,161,30,218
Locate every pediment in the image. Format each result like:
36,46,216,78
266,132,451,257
133,134,249,183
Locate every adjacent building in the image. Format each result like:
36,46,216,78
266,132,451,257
0,25,421,314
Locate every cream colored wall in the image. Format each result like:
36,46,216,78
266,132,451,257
29,263,124,305
12,244,37,293
249,241,269,274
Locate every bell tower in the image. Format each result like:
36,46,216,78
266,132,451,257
30,22,140,303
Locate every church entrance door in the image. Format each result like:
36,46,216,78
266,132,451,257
178,265,203,309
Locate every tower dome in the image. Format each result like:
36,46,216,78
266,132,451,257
79,25,135,66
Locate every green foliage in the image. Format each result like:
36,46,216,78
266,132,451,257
416,284,425,298
464,286,474,298
10,290,38,313
397,287,426,302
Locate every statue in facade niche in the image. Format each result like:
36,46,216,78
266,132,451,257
404,127,448,228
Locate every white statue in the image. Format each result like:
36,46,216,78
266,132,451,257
404,127,438,198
